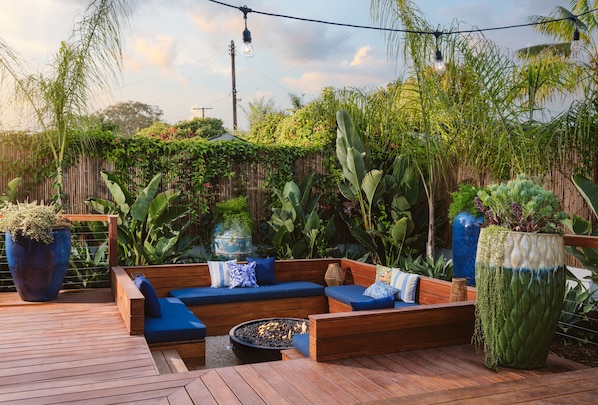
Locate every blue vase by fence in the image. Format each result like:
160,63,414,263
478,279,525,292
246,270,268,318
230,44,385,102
452,211,483,286
6,228,71,302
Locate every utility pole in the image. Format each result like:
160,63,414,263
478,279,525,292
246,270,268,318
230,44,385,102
192,107,213,118
229,40,238,130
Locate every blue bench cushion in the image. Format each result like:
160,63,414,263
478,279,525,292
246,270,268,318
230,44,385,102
325,285,420,310
325,285,367,304
351,295,395,311
292,333,310,357
169,281,325,306
144,297,207,344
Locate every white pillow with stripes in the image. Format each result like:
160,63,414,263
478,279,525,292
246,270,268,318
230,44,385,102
390,268,419,303
208,260,237,288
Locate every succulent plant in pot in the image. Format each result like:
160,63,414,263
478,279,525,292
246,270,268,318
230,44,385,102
473,174,568,370
0,201,72,302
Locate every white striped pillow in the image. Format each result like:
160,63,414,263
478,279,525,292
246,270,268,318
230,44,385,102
208,260,237,288
390,268,419,303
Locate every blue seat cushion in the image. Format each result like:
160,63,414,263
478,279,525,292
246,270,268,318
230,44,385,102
144,297,207,344
292,333,310,358
169,281,325,306
351,294,395,311
393,300,419,309
325,285,367,304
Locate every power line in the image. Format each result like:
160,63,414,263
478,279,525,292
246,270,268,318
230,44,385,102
206,0,598,36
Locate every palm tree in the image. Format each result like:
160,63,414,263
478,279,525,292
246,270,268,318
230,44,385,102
0,0,137,207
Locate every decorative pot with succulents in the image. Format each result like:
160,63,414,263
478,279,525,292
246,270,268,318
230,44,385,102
0,202,72,302
473,175,568,370
211,196,253,260
449,184,485,286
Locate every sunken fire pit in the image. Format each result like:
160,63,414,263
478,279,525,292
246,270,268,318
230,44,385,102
229,317,309,363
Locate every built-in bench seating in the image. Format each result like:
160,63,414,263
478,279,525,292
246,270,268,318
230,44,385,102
111,258,477,366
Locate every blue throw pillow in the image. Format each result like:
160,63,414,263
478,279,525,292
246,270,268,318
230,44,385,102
247,256,277,285
133,275,162,318
363,281,399,299
351,295,395,311
228,261,259,288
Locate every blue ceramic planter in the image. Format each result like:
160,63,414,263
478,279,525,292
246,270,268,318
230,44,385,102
6,228,71,302
452,212,483,286
212,223,252,260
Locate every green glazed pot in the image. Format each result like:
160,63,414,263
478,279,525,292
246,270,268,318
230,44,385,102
475,227,566,369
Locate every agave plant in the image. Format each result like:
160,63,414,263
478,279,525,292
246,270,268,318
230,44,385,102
86,171,196,266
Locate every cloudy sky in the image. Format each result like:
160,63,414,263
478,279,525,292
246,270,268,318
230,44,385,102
0,0,567,131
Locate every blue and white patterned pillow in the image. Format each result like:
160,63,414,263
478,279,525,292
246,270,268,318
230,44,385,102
228,261,258,289
208,259,237,288
390,268,419,303
363,281,399,299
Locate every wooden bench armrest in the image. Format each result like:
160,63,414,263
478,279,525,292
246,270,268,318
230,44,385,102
112,266,145,335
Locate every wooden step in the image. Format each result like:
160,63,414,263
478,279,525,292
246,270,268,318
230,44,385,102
151,348,189,374
281,348,306,361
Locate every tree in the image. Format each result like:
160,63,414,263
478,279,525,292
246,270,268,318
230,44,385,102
95,101,163,136
243,96,279,131
0,0,136,207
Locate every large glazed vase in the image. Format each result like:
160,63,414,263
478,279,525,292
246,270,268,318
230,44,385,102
6,228,71,302
475,227,565,369
452,211,483,286
212,222,252,260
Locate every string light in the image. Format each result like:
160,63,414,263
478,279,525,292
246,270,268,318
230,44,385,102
240,5,253,57
433,31,446,75
207,0,598,68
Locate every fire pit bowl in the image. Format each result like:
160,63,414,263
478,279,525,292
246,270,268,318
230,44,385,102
229,317,309,364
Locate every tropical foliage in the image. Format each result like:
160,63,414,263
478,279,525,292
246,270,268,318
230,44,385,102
261,173,338,259
85,171,196,266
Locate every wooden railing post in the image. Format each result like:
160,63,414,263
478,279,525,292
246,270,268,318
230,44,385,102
108,215,118,268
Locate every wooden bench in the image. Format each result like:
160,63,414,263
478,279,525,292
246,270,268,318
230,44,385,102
112,258,477,365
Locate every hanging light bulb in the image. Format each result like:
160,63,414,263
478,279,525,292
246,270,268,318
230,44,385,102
240,5,254,58
433,31,446,75
571,28,580,56
243,27,253,57
435,49,446,75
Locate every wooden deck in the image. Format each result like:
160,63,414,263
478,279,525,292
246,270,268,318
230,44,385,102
0,289,594,404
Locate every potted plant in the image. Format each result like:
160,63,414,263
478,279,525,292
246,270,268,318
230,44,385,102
0,201,71,301
211,196,253,260
473,174,568,370
449,183,485,286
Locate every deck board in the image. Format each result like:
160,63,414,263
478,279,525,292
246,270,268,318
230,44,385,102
0,289,594,404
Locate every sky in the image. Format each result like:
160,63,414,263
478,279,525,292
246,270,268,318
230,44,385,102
0,0,568,132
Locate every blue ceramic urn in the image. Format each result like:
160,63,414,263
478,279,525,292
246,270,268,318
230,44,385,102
452,212,483,286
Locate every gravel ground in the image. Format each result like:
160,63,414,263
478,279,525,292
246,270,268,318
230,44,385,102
192,335,241,370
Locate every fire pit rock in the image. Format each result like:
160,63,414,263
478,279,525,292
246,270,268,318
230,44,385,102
229,317,309,363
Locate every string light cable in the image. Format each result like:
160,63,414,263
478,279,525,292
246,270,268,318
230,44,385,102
206,0,598,37
207,0,598,70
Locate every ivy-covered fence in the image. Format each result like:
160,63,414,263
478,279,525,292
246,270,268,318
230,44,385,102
0,131,338,246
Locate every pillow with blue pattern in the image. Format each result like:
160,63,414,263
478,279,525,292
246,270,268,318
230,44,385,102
228,261,259,288
363,281,399,299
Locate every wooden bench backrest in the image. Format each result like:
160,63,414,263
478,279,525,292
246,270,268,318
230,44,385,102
121,258,341,297
338,258,477,303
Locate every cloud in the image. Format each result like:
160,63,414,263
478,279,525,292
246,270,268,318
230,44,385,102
350,46,373,67
130,35,177,71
